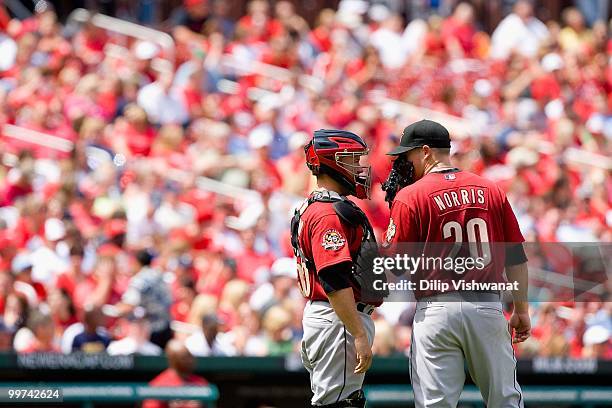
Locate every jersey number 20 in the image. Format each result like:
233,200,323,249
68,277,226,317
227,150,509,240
442,217,491,271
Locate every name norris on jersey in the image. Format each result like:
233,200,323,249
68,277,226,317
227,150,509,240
432,188,485,211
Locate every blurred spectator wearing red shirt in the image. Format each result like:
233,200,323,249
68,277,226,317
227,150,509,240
112,104,157,157
0,272,14,314
171,277,197,323
142,339,209,408
233,229,273,284
309,9,335,53
531,53,564,102
72,21,108,66
48,288,78,333
74,256,122,311
237,0,283,44
0,168,32,206
441,2,477,58
55,244,85,297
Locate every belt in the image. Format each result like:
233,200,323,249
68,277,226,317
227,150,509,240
310,300,375,315
356,302,375,315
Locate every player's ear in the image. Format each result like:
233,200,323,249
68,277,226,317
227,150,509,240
421,145,432,160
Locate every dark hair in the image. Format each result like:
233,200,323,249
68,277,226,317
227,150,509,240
70,244,85,257
179,277,196,291
135,249,154,267
8,293,29,329
59,289,77,321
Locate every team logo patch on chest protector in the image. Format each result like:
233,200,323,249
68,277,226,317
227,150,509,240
321,229,346,250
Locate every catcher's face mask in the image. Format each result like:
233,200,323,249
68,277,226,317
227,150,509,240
305,130,372,200
335,150,372,200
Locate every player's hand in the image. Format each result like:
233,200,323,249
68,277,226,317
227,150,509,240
354,334,372,374
509,311,531,343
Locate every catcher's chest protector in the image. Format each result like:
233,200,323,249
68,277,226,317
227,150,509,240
290,191,388,302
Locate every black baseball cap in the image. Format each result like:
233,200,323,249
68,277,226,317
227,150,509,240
387,119,451,156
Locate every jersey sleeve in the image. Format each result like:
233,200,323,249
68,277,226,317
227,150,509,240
309,214,353,272
501,195,525,243
384,199,419,245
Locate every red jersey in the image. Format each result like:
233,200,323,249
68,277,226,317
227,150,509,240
296,193,364,302
384,170,524,299
142,368,208,408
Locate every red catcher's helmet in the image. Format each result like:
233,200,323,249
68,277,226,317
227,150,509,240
304,129,371,199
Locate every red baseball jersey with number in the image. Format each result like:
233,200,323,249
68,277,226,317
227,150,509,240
383,170,525,299
296,195,364,302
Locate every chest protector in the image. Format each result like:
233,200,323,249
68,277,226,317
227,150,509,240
290,191,388,303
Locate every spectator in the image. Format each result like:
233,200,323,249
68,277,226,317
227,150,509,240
372,318,397,357
0,167,33,206
55,244,85,297
107,307,162,356
136,72,189,126
0,292,29,350
20,309,59,353
185,313,236,356
171,276,197,323
249,257,298,313
142,339,209,408
261,305,293,356
115,249,172,348
559,8,592,55
112,104,157,157
369,12,407,70
168,0,212,36
232,228,274,284
74,255,122,310
30,217,69,286
490,0,549,59
582,325,612,359
187,294,219,328
236,0,283,44
11,252,45,303
0,272,14,313
441,2,477,58
0,30,17,72
70,306,111,353
48,288,78,333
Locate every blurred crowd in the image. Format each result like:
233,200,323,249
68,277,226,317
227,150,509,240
0,0,610,361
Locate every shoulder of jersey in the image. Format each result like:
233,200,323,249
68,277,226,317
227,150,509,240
461,171,504,193
302,200,339,219
394,180,427,203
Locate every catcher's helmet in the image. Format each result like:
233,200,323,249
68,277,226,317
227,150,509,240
305,129,371,199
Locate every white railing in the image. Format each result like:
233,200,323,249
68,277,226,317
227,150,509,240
219,54,324,93
2,124,74,153
374,96,477,139
563,147,612,171
66,8,175,65
528,266,607,296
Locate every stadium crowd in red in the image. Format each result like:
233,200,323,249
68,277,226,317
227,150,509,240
0,0,610,360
